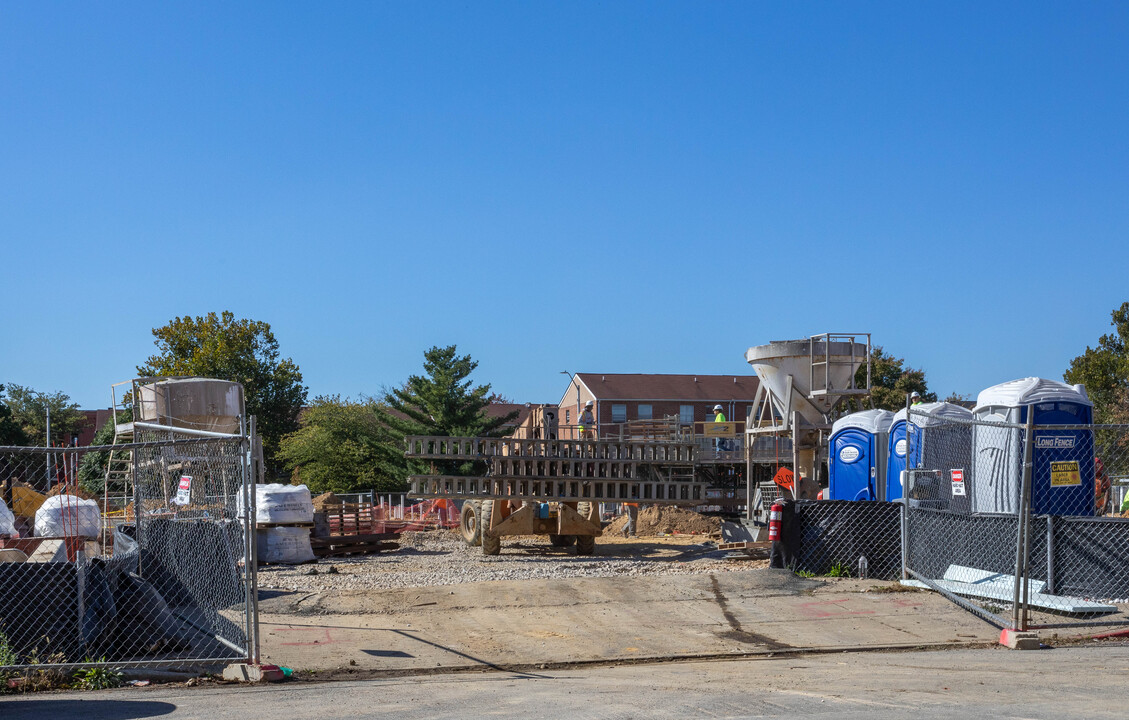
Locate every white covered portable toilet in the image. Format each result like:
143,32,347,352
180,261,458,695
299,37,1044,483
971,378,1094,515
829,409,894,501
887,402,974,506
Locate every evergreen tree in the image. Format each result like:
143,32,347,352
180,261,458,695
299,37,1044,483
374,345,518,485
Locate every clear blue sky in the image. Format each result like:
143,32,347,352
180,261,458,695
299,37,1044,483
2,2,1127,409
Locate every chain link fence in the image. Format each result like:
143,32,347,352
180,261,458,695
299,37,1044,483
777,500,902,580
0,435,256,676
903,409,1129,631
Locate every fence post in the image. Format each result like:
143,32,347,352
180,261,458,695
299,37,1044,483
1012,408,1036,631
1045,514,1056,595
901,394,911,580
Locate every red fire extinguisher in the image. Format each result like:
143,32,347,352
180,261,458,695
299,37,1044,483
768,501,783,542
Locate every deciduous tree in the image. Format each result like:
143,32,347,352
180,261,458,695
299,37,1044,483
851,347,937,412
278,396,402,494
137,311,308,477
3,384,86,446
1064,301,1129,424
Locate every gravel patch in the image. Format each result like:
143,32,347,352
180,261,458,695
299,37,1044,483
258,529,761,592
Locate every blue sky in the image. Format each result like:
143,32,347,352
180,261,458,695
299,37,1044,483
2,2,1127,409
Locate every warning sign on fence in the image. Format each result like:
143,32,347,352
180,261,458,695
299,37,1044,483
1050,461,1081,487
174,475,192,505
950,469,966,496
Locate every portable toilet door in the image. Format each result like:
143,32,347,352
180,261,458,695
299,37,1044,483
829,410,894,501
888,402,974,505
973,378,1094,516
886,413,913,502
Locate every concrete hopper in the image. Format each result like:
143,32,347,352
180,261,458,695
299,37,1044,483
744,333,872,501
745,335,870,429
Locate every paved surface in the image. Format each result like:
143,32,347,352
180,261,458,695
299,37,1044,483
5,645,1128,719
256,568,998,674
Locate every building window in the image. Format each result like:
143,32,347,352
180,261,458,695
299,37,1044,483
638,404,652,420
612,404,626,423
746,405,754,421
565,409,570,425
680,405,694,424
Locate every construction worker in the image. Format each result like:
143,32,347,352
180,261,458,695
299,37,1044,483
578,400,596,440
713,404,727,423
623,505,641,539
712,404,728,450
911,391,923,406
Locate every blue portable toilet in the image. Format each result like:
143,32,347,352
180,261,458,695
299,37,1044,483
971,378,1094,516
887,402,974,504
829,409,894,501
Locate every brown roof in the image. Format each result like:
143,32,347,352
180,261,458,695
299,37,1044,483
573,374,759,402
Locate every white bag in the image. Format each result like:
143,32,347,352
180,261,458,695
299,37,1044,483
256,526,315,564
0,497,16,536
239,484,315,524
34,495,101,539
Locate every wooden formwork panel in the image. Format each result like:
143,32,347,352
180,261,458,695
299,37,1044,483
408,475,707,504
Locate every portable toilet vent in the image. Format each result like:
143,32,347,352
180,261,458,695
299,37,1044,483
971,378,1094,516
887,402,974,506
829,409,894,501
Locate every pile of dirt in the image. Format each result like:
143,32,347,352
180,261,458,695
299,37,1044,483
604,505,721,536
46,482,96,501
313,492,343,511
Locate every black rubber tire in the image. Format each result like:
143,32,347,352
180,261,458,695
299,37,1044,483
460,500,481,547
575,534,596,555
481,500,501,556
549,534,576,547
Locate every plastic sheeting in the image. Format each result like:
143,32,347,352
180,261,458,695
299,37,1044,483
0,497,16,536
34,494,101,538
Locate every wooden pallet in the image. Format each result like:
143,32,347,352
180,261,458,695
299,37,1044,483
310,533,399,558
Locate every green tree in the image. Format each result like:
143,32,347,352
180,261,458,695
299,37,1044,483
3,384,87,446
137,311,308,477
374,345,518,486
0,384,28,446
852,347,937,412
1064,302,1129,424
76,410,132,496
277,396,403,494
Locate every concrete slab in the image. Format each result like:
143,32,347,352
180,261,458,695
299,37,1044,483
258,569,998,674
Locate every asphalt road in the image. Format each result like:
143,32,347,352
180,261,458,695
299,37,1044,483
5,644,1128,719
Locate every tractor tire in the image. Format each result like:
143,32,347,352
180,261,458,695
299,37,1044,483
481,499,501,556
549,534,576,547
459,500,482,547
575,534,596,555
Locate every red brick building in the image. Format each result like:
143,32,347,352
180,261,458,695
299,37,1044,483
557,374,760,437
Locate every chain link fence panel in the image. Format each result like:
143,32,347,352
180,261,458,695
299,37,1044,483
776,500,902,580
0,436,255,677
903,410,1129,630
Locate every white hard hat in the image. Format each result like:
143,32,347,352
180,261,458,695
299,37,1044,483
585,400,593,407
910,391,921,399
713,404,723,411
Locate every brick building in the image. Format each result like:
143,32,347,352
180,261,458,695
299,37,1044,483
557,374,760,436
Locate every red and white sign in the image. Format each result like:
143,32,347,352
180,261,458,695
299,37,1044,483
950,469,966,497
174,475,193,506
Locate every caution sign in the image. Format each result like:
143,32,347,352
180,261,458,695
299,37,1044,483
950,469,966,497
1050,461,1081,487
